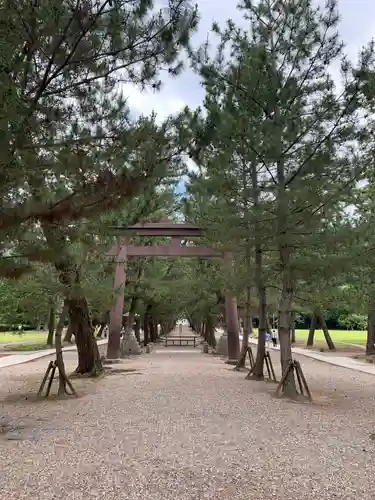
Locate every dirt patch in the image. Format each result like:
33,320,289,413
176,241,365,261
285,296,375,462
352,353,375,364
298,344,364,355
104,367,142,376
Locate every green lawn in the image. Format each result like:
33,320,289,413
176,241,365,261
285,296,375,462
294,329,366,346
0,330,47,344
253,329,367,346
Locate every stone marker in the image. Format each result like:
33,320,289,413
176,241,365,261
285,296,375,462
202,341,209,354
120,331,142,357
216,332,228,356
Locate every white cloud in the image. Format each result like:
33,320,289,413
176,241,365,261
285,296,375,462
122,83,186,123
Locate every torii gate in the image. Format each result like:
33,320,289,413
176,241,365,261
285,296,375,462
106,223,240,363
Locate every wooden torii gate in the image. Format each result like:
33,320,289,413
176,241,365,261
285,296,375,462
106,222,240,362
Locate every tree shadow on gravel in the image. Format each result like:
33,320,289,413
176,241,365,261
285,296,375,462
0,367,143,405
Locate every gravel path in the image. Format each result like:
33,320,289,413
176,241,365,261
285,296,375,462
0,347,374,500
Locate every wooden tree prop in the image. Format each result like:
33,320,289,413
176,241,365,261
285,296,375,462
234,346,254,371
37,301,77,398
275,360,312,401
245,351,277,382
37,360,77,398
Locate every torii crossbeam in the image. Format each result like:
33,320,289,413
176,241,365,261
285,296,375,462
106,223,240,362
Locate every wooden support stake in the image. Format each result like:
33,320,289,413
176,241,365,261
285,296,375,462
265,352,277,382
37,360,77,398
234,346,254,371
45,362,57,397
37,361,54,396
275,359,312,401
245,350,277,381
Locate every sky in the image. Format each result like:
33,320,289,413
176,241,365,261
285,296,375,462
124,0,375,191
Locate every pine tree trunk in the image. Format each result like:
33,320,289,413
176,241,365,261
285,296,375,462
242,317,249,350
153,321,159,339
307,313,317,346
290,311,296,344
64,320,74,343
47,302,55,346
224,253,240,362
238,290,251,368
252,247,267,379
242,287,251,351
205,315,216,348
55,301,69,395
143,309,150,345
149,319,156,342
277,157,297,397
278,268,296,396
202,321,208,343
68,297,102,375
366,310,375,354
134,317,141,342
250,160,267,379
318,312,336,350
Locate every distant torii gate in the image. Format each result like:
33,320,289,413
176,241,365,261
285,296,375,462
106,223,240,362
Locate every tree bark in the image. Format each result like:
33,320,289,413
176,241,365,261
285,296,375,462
201,321,206,341
290,311,296,344
239,289,251,368
366,310,375,354
63,320,74,343
47,301,55,346
277,156,297,397
251,247,267,379
318,312,336,350
55,301,70,395
143,305,151,346
224,253,240,362
149,319,156,342
68,297,102,375
307,312,317,346
249,160,267,379
153,321,159,339
205,315,216,348
242,287,252,351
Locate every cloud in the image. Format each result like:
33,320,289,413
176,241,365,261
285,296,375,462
122,83,187,123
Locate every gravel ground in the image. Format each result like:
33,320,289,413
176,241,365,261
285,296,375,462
0,346,374,500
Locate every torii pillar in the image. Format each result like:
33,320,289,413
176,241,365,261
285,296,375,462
224,252,240,364
107,244,127,360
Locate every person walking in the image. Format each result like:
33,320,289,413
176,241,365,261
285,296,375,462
271,329,278,347
265,331,272,349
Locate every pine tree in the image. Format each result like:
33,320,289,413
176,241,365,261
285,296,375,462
0,0,199,373
190,0,372,396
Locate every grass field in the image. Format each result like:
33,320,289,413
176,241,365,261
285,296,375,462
0,328,368,351
251,329,367,346
293,329,366,346
0,331,47,345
